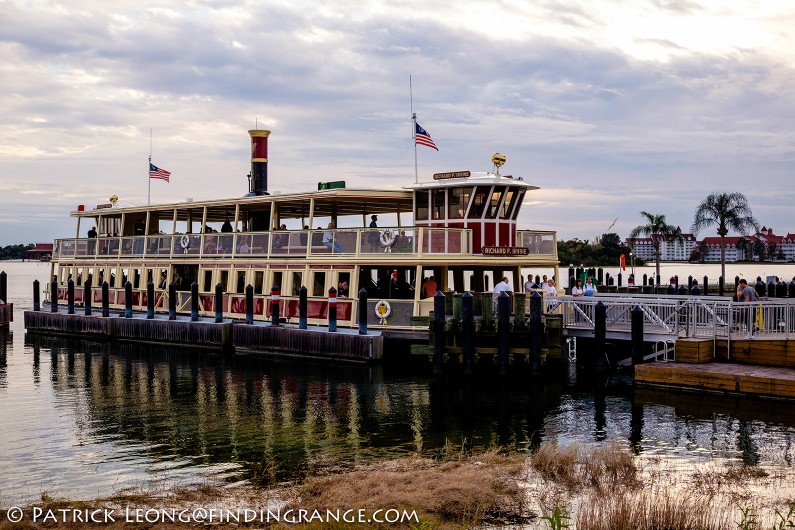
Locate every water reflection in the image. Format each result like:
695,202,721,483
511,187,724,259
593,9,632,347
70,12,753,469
5,332,795,503
0,328,9,390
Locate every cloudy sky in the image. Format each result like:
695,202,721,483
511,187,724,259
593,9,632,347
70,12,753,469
1,0,794,245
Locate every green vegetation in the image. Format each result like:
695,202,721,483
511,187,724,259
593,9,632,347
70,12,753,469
629,211,682,280
0,243,34,260
557,232,637,267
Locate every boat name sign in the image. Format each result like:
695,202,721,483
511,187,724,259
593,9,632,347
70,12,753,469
433,171,471,180
482,246,530,256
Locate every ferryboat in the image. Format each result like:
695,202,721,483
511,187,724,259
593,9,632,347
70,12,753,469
49,130,559,328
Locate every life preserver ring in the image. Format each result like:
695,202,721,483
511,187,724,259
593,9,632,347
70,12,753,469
180,234,191,250
374,300,391,324
379,229,396,252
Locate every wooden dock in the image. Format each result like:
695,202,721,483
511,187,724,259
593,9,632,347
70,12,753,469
24,310,382,361
0,303,11,328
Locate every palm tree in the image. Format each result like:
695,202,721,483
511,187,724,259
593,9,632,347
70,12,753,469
629,211,682,283
691,192,759,280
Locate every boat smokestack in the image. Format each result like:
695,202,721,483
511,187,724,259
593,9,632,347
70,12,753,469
248,129,271,196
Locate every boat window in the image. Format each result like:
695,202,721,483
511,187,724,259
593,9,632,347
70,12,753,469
500,189,517,219
145,268,153,286
254,271,264,294
486,187,505,219
75,267,84,286
468,186,491,219
313,271,326,297
291,271,302,296
431,189,446,220
203,269,213,292
235,270,246,294
219,270,229,292
271,271,283,293
449,187,472,219
121,268,129,287
97,268,106,286
338,272,351,297
415,191,429,221
510,190,526,220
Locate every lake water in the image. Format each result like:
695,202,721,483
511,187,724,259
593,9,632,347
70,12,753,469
2,261,795,507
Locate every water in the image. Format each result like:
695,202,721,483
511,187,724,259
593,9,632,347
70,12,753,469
2,261,795,507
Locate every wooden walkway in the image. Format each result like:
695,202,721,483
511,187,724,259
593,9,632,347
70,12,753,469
635,361,795,399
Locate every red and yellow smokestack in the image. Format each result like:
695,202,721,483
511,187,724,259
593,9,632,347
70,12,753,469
248,129,271,196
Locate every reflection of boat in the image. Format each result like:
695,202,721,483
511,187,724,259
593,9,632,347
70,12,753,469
49,129,558,328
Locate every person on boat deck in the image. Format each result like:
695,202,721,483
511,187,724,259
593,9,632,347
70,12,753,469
541,275,549,291
158,272,167,289
423,275,437,298
367,215,379,252
394,230,409,247
493,276,513,302
323,222,343,253
584,277,598,296
273,224,288,250
221,217,233,233
338,281,349,298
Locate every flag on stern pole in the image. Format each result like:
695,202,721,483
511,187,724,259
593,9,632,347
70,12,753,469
415,122,438,151
149,163,171,182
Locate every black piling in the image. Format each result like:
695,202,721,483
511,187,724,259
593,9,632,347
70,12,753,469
688,275,693,291
496,292,510,376
168,282,176,320
677,284,687,296
33,279,40,311
0,271,6,303
433,291,445,375
594,301,607,371
328,286,337,332
50,279,57,313
462,291,474,375
719,276,725,296
270,284,280,326
297,286,307,329
191,282,199,321
358,288,368,335
214,283,223,323
691,281,701,296
101,281,109,317
124,281,132,318
147,281,155,319
84,279,92,316
768,279,777,299
631,305,644,366
529,291,542,373
703,275,709,296
67,278,75,314
246,284,255,329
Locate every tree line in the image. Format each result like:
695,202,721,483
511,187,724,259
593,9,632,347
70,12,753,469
0,244,34,260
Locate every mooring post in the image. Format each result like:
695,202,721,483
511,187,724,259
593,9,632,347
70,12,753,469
433,290,445,375
328,286,337,332
462,291,474,375
631,305,644,366
168,282,177,320
688,275,693,291
529,291,542,373
190,281,199,321
0,271,6,303
358,287,368,335
270,284,280,326
677,284,687,296
33,279,40,311
703,275,709,296
691,281,701,296
124,281,133,318
66,278,75,314
617,272,622,287
642,274,648,294
214,283,223,323
594,301,607,371
147,281,155,319
101,281,109,317
84,279,92,316
675,275,679,289
50,278,58,313
497,292,510,376
719,276,725,296
246,284,255,325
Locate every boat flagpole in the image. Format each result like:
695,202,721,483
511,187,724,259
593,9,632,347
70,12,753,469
411,76,418,184
148,128,152,206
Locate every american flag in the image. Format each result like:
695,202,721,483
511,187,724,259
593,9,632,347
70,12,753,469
415,122,438,151
149,163,171,182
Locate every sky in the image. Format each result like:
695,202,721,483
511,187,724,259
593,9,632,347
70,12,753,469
1,0,794,245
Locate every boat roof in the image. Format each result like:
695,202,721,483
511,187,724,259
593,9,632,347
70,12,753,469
404,172,539,191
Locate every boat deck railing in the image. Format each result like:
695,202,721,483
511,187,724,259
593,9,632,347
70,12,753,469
52,227,558,261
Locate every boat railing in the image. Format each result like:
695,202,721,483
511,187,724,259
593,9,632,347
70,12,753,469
53,226,475,260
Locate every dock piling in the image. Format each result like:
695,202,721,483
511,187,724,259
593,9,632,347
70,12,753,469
462,291,474,375
50,279,57,313
0,271,6,303
297,286,307,329
214,283,223,323
67,278,75,314
631,305,644,366
497,292,510,375
124,281,132,318
102,281,109,317
84,279,92,316
328,286,337,332
529,291,542,373
33,280,40,311
594,301,607,371
147,281,155,319
270,284,280,326
358,288,368,335
703,275,709,296
191,282,199,321
719,276,725,296
433,290,445,375
168,282,176,320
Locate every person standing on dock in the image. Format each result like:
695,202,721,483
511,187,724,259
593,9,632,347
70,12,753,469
584,277,597,296
738,279,760,339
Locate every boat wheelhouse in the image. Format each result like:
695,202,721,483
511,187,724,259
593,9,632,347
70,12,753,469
49,130,558,328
